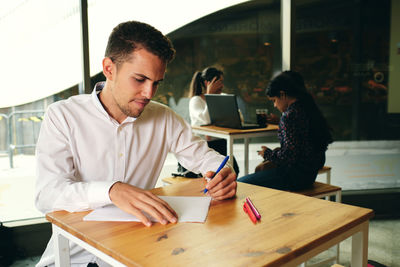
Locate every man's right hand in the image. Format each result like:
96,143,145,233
109,182,178,227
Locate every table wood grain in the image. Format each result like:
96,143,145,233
47,179,373,267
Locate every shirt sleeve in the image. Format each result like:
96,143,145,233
263,111,303,167
166,108,226,175
35,106,114,214
189,96,211,126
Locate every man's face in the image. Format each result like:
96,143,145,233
105,48,166,119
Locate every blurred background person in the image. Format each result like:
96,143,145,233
238,70,333,190
176,67,240,176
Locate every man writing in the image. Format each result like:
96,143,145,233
35,20,237,267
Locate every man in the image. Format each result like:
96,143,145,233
35,21,237,267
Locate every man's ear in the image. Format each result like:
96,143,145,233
102,57,115,81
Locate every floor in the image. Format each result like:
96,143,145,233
1,141,400,267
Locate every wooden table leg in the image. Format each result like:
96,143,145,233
52,224,126,266
244,137,249,175
53,224,70,267
227,136,234,172
351,221,369,267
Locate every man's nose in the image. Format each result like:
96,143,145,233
142,84,155,99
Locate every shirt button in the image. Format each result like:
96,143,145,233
119,153,123,157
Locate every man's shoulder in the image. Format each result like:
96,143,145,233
147,100,172,113
141,101,183,123
48,94,92,112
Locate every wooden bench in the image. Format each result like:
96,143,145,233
293,181,341,202
318,165,332,184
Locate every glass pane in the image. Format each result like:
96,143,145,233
156,1,281,124
293,0,396,140
0,0,80,223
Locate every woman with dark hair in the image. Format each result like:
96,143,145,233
188,67,224,126
238,70,333,190
178,67,240,175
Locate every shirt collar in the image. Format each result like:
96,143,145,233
91,82,137,125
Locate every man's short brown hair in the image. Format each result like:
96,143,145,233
105,20,175,66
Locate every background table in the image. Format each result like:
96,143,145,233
47,179,373,267
191,124,279,175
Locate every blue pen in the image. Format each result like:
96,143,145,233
204,155,230,193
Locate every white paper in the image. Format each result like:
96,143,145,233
83,196,212,223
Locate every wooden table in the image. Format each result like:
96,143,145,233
191,124,279,175
48,179,373,267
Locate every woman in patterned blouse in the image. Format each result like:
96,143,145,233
238,71,333,190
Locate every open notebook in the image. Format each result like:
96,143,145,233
83,196,212,223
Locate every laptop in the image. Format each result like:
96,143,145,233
205,94,262,129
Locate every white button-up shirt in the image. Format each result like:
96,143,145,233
35,83,225,267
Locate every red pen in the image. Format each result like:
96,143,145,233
246,197,261,220
243,202,257,224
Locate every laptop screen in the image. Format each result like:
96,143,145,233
204,94,244,128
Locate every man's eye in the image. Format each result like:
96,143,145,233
135,78,145,83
